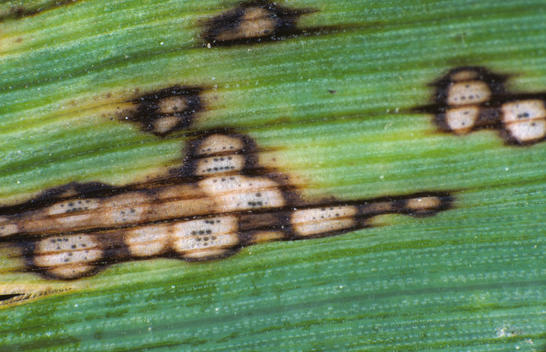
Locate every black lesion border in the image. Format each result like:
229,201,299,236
125,86,205,137
413,66,546,146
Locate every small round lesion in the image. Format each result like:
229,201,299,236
445,106,480,134
429,67,498,135
501,99,546,143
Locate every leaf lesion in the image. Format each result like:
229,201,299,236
415,66,546,145
0,130,454,283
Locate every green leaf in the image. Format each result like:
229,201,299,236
0,0,544,351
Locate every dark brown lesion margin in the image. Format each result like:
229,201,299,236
114,85,207,137
1,128,457,281
413,66,508,133
412,66,546,146
200,0,353,47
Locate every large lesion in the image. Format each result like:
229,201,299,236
0,130,454,284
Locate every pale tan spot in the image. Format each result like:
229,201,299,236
196,134,244,156
34,234,103,279
216,7,276,41
450,70,479,82
102,193,149,225
34,234,100,255
157,96,188,114
48,198,100,215
406,197,441,211
153,115,180,134
106,205,147,225
504,120,546,143
195,155,245,176
54,213,95,226
22,210,100,235
501,100,546,123
502,100,546,142
171,216,239,257
447,81,491,106
46,198,100,228
125,225,170,257
291,206,357,237
251,231,285,244
199,175,285,212
445,106,480,133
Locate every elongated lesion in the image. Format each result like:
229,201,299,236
0,131,454,283
417,66,546,145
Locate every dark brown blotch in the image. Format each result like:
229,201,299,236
413,66,546,145
123,86,205,137
0,293,22,302
202,1,317,47
413,66,507,133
